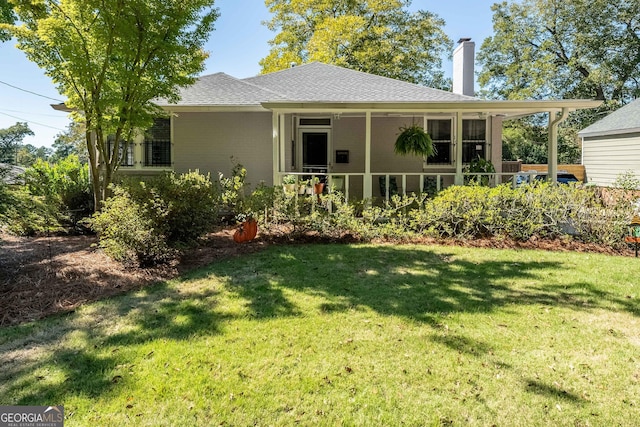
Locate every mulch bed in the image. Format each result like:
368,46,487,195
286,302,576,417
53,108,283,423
0,228,635,327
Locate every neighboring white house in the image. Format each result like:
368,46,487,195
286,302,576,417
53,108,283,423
579,99,640,187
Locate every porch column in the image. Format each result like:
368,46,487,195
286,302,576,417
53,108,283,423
364,111,372,199
547,107,569,183
279,113,286,173
272,111,280,185
454,111,464,185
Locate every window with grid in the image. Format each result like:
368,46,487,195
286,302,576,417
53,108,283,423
144,118,171,167
426,119,452,165
106,135,134,166
462,120,486,163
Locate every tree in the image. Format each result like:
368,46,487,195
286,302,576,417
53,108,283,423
50,120,87,163
2,0,219,209
478,0,640,104
0,122,33,164
16,144,52,167
0,0,15,41
261,0,452,88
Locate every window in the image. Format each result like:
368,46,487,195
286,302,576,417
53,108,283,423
427,119,452,165
462,120,486,164
144,118,171,167
106,135,134,166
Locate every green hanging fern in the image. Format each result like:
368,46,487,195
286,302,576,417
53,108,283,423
394,124,435,157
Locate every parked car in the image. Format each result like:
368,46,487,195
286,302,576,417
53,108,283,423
512,170,579,186
533,172,579,184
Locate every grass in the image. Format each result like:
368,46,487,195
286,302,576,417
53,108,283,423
1,244,639,426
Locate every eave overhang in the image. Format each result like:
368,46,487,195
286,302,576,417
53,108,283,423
260,100,603,117
579,127,640,139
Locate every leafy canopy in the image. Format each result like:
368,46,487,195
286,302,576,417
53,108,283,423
0,122,34,164
261,0,452,88
477,0,640,103
0,0,15,41
2,0,219,208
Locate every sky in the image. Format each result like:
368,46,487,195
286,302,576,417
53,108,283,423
0,0,497,149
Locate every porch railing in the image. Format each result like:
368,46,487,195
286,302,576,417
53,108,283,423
276,171,541,201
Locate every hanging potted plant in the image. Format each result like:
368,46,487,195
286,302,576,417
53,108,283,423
394,124,435,160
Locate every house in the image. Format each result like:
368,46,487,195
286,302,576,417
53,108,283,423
579,99,640,187
75,40,604,199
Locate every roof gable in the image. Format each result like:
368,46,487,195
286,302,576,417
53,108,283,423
579,99,640,137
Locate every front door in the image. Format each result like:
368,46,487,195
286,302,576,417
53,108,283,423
301,130,330,174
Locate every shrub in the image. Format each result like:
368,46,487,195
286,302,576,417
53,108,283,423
613,170,640,190
23,155,93,224
91,186,172,265
92,171,218,265
0,186,60,235
217,159,247,221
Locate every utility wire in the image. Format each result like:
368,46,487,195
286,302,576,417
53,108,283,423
0,111,66,131
0,79,64,102
0,107,64,118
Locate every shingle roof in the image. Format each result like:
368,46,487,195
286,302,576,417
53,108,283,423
158,62,476,107
579,99,640,137
243,62,475,103
155,72,286,106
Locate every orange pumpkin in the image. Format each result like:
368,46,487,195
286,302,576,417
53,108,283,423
233,219,258,243
246,218,258,240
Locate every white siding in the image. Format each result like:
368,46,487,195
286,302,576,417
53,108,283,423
582,132,640,186
173,112,274,186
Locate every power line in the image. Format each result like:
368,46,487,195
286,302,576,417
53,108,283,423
0,111,66,131
0,107,65,118
0,79,64,102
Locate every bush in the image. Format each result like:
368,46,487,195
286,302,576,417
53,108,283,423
92,171,218,265
259,182,634,249
0,186,60,235
217,159,247,221
23,155,93,224
91,186,172,265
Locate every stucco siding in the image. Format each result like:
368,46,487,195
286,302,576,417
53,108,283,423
172,112,274,186
583,132,640,186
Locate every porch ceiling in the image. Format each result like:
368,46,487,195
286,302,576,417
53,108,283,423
261,99,603,117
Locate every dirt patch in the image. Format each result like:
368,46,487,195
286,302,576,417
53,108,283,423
0,228,266,327
0,228,636,327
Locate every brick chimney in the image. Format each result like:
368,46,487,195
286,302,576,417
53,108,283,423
452,38,475,97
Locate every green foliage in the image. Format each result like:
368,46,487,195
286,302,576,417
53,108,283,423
92,171,218,265
478,0,640,103
463,157,496,186
613,170,640,190
0,185,61,235
259,183,634,248
0,122,34,164
91,186,172,265
261,0,452,88
0,0,15,41
218,160,248,220
394,124,434,157
501,117,582,164
23,155,93,223
3,0,219,207
50,121,87,163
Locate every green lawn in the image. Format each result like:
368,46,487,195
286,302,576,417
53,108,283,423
1,244,639,426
